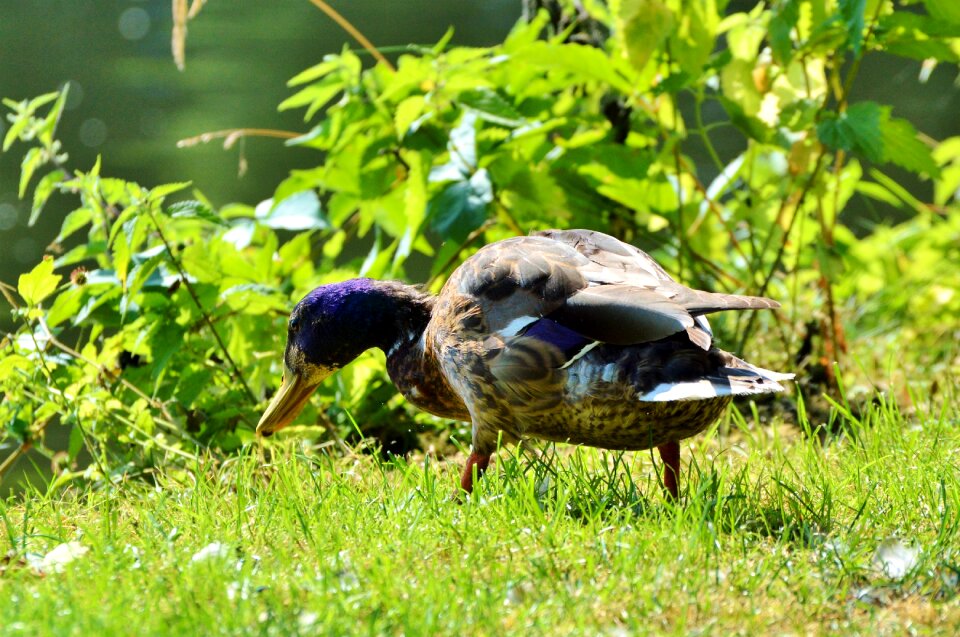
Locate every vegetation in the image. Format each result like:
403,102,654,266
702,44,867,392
3,393,960,634
1,0,959,632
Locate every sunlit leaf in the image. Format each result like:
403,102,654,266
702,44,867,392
457,88,524,128
18,256,62,306
19,146,42,199
256,191,327,231
168,200,228,226
30,169,65,226
881,117,940,177
616,0,674,73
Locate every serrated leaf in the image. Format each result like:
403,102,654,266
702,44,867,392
126,254,165,303
457,88,525,127
770,0,800,64
3,114,30,151
0,354,31,381
511,41,634,95
616,0,674,71
817,102,884,162
255,190,327,231
839,0,866,54
881,117,940,177
148,181,191,201
19,147,43,199
818,102,939,177
168,200,228,227
288,57,341,86
394,95,426,139
18,256,62,306
46,287,85,328
670,0,717,74
38,88,68,147
428,169,493,241
30,170,65,226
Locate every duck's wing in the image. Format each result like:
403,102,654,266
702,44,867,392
533,228,780,315
447,235,694,350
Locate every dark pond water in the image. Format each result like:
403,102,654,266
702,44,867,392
0,0,520,318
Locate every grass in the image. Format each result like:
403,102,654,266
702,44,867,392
1,390,960,635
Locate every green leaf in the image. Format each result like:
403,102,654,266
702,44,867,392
3,112,30,151
511,41,634,95
287,57,341,86
256,191,328,231
616,0,674,73
394,95,426,139
457,88,525,128
839,0,866,54
18,256,62,306
669,0,718,74
46,287,85,328
923,0,960,25
818,102,939,176
56,208,93,243
881,117,940,177
817,102,884,162
168,200,228,227
30,170,65,226
68,424,84,462
38,88,68,148
19,147,43,199
769,0,800,64
0,354,31,382
428,169,493,241
126,254,165,304
148,181,191,201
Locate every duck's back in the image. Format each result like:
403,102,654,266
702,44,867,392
428,229,791,452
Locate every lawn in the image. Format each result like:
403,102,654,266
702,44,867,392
2,385,958,635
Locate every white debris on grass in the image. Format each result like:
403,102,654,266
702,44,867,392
27,542,90,574
190,542,231,563
873,539,920,579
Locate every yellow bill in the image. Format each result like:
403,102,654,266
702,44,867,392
256,364,329,436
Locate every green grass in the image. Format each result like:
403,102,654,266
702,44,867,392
2,391,960,635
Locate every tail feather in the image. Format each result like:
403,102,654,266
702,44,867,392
639,355,793,403
676,288,781,315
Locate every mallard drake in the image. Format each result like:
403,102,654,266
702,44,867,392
257,229,792,498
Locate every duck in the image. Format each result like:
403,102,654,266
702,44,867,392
257,229,792,499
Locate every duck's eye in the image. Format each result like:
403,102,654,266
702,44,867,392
289,317,301,332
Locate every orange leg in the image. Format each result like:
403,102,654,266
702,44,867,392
658,441,680,500
460,451,491,493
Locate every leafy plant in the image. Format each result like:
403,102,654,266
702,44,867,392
2,0,959,482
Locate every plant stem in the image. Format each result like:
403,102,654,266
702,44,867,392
143,203,258,405
306,0,396,72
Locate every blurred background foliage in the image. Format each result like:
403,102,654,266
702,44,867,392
1,0,958,489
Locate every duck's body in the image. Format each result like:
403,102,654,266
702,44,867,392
258,229,791,498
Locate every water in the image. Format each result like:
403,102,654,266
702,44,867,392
0,0,519,324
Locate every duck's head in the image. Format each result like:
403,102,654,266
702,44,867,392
256,278,411,436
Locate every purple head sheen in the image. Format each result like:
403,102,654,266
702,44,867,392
524,318,592,357
299,278,378,315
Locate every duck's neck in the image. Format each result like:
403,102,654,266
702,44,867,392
377,286,469,421
346,280,433,354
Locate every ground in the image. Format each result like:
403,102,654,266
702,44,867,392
1,389,959,635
